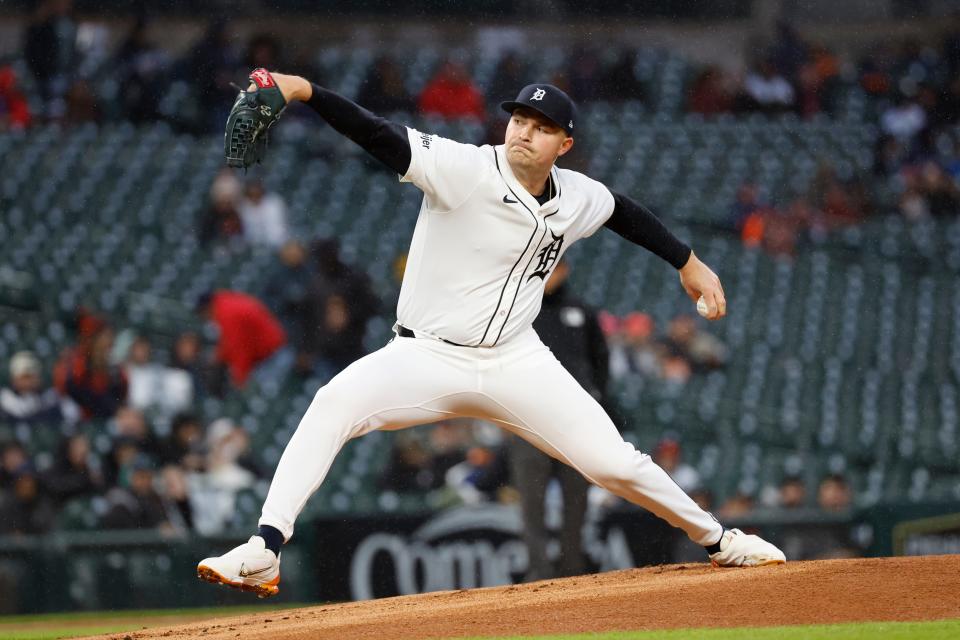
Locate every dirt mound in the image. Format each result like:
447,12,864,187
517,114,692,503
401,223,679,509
82,555,960,640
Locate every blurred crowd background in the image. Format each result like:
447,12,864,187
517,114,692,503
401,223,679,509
2,0,960,612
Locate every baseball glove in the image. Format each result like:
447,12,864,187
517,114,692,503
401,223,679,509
224,68,287,169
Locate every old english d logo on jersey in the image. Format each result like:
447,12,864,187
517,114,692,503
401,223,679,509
528,229,564,281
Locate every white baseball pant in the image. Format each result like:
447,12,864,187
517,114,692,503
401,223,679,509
259,326,723,546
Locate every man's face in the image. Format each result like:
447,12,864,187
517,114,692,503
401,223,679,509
12,371,40,394
504,107,573,174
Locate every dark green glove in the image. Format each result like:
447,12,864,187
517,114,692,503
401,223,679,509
224,68,287,169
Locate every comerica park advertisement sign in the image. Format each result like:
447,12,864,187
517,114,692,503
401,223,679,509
312,504,679,601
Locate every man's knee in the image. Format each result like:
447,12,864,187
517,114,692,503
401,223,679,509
588,447,650,492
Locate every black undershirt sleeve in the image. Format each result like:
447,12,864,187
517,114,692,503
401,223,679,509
603,191,692,269
305,83,412,176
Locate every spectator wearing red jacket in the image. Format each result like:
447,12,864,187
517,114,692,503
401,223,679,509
196,290,289,388
0,65,31,130
418,61,485,121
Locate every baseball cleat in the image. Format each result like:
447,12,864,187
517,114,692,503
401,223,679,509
197,535,281,598
708,528,786,567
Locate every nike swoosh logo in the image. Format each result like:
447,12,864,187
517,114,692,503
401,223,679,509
503,195,518,204
239,563,272,578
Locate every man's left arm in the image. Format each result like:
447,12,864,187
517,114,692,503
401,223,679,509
603,191,726,319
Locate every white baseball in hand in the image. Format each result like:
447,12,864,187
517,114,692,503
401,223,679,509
696,295,710,318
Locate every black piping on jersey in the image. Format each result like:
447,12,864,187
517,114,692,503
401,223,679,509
479,148,540,347
492,165,563,346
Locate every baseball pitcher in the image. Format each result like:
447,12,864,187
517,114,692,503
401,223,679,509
198,69,785,598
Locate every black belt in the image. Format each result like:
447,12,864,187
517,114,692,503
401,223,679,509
397,324,469,347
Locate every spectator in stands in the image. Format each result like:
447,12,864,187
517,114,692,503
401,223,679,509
0,442,30,491
307,238,380,378
188,19,241,132
200,168,244,248
809,163,870,228
207,418,262,483
189,418,260,535
739,58,796,115
795,44,840,118
159,413,206,472
115,17,169,123
245,34,282,72
0,65,32,130
63,79,99,125
196,289,289,388
567,46,603,104
0,464,56,535
778,476,807,509
817,473,853,512
598,312,628,380
661,315,728,374
22,0,78,115
125,335,193,420
880,93,927,144
622,313,662,379
159,464,193,532
445,444,508,505
105,435,140,489
717,490,755,519
858,43,897,99
42,433,102,506
690,488,714,512
488,51,526,108
238,178,288,248
104,406,162,486
874,134,908,178
602,51,645,103
916,161,960,216
899,184,930,221
101,455,172,531
1,351,77,426
380,433,441,493
652,435,700,493
687,66,734,116
55,325,128,419
379,420,475,495
727,181,766,232
265,241,314,376
935,75,960,127
770,21,809,83
418,60,485,121
169,331,211,399
357,55,415,113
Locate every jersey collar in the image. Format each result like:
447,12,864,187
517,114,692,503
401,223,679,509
495,145,560,215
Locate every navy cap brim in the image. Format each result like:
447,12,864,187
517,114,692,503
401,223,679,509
500,101,572,135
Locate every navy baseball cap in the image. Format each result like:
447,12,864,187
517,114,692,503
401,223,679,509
501,84,577,136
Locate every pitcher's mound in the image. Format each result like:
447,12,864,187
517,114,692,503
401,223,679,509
84,555,960,640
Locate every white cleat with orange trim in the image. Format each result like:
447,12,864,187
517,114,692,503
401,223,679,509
197,535,280,598
709,528,786,567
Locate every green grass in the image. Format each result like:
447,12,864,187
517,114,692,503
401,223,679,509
1,625,137,640
467,619,960,640
1,613,956,640
0,603,310,640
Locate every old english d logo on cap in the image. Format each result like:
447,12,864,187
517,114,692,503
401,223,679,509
500,83,577,136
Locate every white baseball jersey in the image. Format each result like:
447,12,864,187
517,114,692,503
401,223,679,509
396,127,615,347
